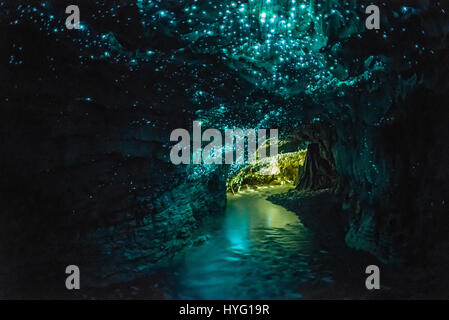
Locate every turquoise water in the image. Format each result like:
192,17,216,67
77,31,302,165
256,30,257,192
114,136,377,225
167,185,334,299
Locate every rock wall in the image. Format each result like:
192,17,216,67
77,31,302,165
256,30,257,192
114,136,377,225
288,1,449,263
0,89,227,295
330,2,449,262
0,2,228,296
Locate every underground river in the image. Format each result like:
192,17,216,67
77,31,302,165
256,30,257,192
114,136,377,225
163,185,338,299
81,184,394,299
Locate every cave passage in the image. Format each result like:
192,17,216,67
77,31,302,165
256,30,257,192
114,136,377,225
149,146,343,299
2,0,448,300
162,185,334,299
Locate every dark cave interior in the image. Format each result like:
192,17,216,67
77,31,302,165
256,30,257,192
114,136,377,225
1,0,449,299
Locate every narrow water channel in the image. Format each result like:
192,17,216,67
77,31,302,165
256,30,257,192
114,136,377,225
167,185,335,299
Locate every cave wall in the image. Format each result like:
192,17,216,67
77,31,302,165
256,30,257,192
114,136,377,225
0,85,227,294
288,1,449,263
333,3,449,262
334,88,449,263
0,1,228,296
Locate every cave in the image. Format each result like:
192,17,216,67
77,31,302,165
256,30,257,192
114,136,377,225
1,0,449,300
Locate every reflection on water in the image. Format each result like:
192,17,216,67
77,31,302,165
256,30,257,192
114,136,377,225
167,185,334,299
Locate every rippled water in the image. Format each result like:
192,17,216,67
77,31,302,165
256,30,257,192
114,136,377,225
167,185,335,299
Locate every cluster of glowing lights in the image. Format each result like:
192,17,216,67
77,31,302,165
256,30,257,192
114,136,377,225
170,0,332,94
5,0,442,98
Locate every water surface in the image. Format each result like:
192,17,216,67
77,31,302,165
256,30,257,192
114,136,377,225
167,185,334,299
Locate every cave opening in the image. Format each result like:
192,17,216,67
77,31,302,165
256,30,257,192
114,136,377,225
226,149,307,194
225,131,338,195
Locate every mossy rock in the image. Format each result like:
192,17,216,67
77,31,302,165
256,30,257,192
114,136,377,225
226,150,306,193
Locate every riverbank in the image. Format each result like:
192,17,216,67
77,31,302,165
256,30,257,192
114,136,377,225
267,187,449,299
68,186,440,300
73,185,339,299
